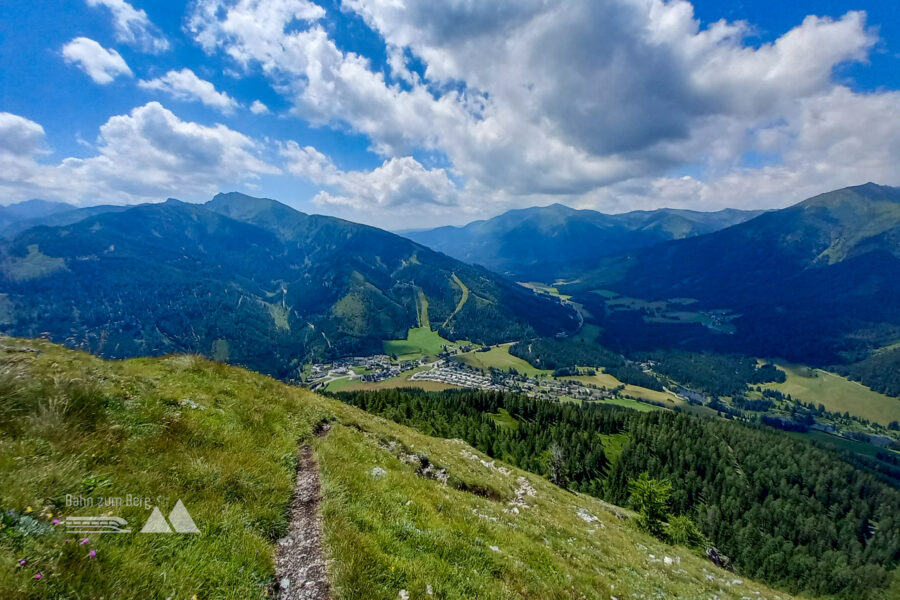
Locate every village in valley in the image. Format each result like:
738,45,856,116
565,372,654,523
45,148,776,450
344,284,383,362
303,345,663,407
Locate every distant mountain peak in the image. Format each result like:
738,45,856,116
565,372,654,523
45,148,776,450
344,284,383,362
405,203,765,279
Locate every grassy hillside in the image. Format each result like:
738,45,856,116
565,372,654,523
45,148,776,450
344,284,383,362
567,372,680,405
454,344,551,378
761,361,900,426
0,338,794,599
383,327,457,361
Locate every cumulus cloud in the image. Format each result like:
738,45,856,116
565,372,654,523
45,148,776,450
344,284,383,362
86,0,169,53
616,86,900,212
250,100,270,114
281,141,458,211
183,0,894,223
0,113,47,157
139,69,239,113
62,37,132,84
0,103,278,205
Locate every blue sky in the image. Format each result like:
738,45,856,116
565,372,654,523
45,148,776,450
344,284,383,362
1,0,898,228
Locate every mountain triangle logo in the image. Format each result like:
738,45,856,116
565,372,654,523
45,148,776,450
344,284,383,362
140,500,200,534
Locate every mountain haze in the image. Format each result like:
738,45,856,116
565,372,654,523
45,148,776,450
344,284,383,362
0,193,577,378
0,199,73,232
0,204,129,238
405,203,765,279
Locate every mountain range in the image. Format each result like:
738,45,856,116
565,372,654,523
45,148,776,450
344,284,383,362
404,203,765,279
566,183,900,364
0,192,577,378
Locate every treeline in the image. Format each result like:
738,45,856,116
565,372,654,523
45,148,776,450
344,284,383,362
836,347,900,398
336,388,900,599
643,351,785,396
509,337,621,369
605,364,663,391
338,389,616,496
509,337,663,389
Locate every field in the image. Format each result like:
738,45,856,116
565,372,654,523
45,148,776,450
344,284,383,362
569,322,602,344
0,338,795,599
787,430,900,460
598,432,631,464
760,361,900,426
383,327,455,360
596,397,664,412
454,344,551,378
567,372,681,406
518,281,571,301
334,366,461,393
487,408,519,430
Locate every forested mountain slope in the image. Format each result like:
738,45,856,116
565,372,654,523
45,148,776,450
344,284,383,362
568,184,900,364
0,193,577,378
339,387,900,599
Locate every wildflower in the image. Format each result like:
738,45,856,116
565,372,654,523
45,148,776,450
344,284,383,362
80,537,90,545
34,573,42,580
25,506,33,514
88,549,97,559
47,513,53,519
52,519,61,525
18,559,26,567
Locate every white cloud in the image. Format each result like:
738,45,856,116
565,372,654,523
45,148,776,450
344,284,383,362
281,141,458,211
188,2,882,205
0,103,279,205
0,113,47,157
62,37,132,84
86,0,169,53
614,86,900,212
250,100,270,114
139,69,239,113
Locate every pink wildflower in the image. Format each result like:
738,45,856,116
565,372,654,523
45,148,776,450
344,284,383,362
34,573,42,580
79,537,90,545
18,559,26,567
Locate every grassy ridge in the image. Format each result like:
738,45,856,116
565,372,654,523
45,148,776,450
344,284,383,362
0,338,797,599
0,340,327,599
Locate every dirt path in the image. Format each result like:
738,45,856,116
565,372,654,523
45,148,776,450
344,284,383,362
275,445,331,600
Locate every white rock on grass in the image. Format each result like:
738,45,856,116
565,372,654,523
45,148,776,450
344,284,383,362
370,467,387,479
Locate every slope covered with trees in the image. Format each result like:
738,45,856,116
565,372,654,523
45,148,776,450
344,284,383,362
568,184,900,365
337,388,900,599
0,194,577,378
